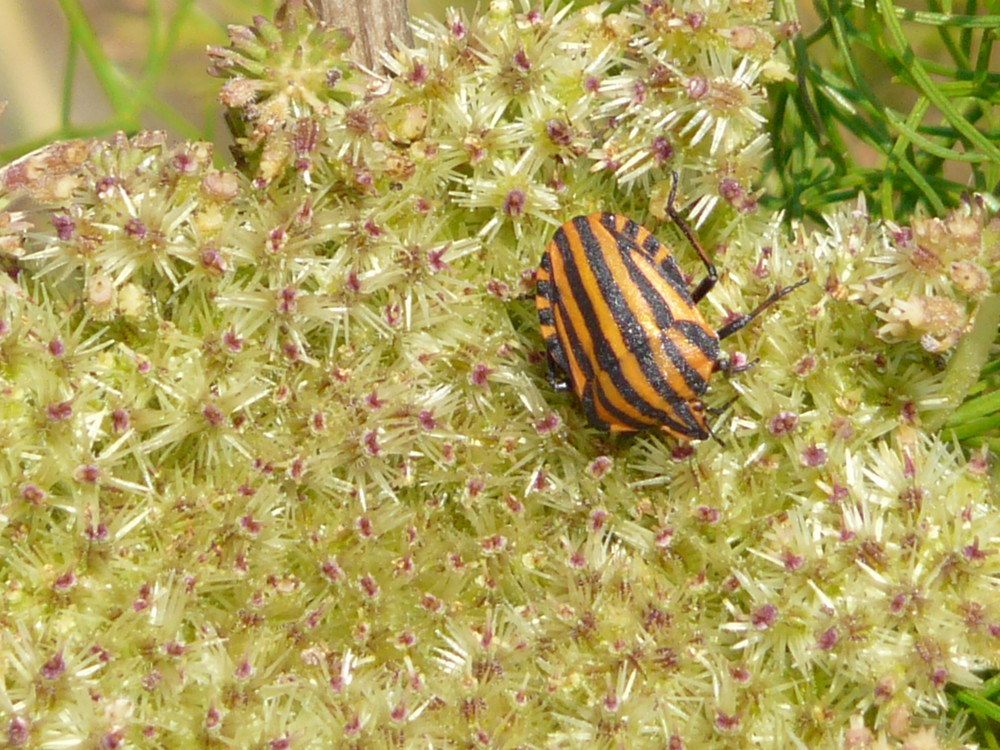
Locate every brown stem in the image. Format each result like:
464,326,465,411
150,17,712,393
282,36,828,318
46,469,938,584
282,0,412,70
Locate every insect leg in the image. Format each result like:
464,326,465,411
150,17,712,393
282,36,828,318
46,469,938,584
536,247,572,390
716,277,808,341
664,171,717,304
545,350,571,391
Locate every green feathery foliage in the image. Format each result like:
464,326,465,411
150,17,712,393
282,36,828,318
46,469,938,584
0,1,997,748
767,0,1000,223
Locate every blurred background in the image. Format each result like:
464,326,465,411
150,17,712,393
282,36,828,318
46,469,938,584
0,1,478,156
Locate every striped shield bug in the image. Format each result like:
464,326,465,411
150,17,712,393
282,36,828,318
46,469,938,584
535,174,806,441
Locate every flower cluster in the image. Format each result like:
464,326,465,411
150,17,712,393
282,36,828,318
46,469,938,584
0,1,995,748
870,201,998,353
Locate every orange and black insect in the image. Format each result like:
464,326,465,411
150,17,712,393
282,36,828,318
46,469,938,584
535,175,806,441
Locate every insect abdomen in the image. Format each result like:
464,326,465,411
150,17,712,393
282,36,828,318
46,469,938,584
536,213,718,440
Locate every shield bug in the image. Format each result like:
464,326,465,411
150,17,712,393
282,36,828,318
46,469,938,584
534,174,806,441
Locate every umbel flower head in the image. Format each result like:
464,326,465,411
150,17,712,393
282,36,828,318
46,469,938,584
0,1,996,748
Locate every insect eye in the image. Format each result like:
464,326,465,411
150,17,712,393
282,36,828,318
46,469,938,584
691,401,705,412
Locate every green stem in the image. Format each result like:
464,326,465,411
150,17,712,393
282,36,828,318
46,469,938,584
849,0,1000,28
876,0,1000,163
55,0,137,122
927,293,1000,433
61,33,78,129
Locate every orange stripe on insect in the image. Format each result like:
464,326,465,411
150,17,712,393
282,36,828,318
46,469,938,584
535,172,808,442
